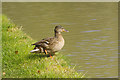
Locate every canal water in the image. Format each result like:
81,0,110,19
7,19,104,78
2,2,118,78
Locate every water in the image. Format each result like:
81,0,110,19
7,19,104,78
2,2,118,78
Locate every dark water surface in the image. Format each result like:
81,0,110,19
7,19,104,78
2,2,118,78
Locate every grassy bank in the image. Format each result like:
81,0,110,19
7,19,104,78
2,15,85,78
0,14,2,79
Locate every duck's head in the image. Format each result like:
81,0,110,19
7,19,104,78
54,25,69,33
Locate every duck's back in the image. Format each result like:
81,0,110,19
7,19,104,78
32,37,56,48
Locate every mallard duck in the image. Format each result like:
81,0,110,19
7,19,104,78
30,25,69,57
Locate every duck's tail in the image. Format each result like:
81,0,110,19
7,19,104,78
30,46,44,53
30,49,39,53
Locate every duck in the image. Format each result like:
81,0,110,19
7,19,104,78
30,25,69,57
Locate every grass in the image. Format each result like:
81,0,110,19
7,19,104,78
2,15,86,78
0,14,2,79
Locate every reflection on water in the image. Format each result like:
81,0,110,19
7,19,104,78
2,2,118,78
82,30,101,33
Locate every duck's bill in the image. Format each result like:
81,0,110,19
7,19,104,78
63,29,69,32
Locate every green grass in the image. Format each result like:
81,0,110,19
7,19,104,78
2,15,86,78
0,14,2,79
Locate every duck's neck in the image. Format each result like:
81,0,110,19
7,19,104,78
55,32,63,38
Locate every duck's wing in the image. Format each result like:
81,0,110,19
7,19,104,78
32,37,56,47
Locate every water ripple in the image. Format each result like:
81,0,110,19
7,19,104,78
101,40,108,41
82,30,101,33
91,51,100,52
66,54,76,56
72,52,80,54
92,43,101,45
104,28,112,30
99,36,110,38
91,19,97,20
78,70,85,71
82,40,91,41
85,63,91,64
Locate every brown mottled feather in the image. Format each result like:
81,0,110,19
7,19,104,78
32,37,57,49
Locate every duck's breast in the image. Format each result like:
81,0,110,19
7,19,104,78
53,38,64,52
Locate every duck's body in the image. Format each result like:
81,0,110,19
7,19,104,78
30,25,68,57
